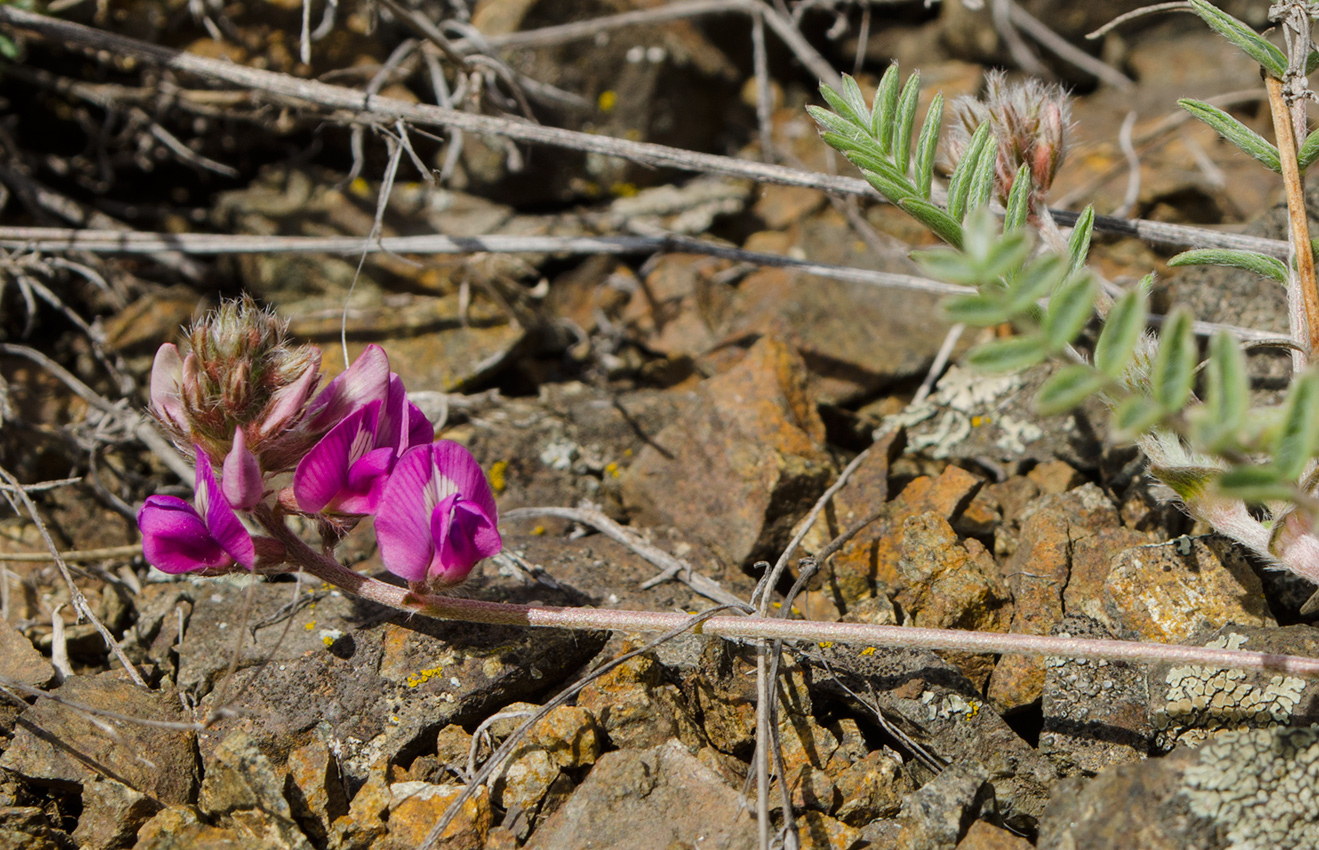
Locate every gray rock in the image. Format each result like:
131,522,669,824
1041,614,1152,775
814,643,1057,833
196,579,607,786
199,732,313,850
894,762,994,850
1039,725,1319,850
888,363,1109,472
526,740,756,850
1145,624,1319,754
71,777,158,850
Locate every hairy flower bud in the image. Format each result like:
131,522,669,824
946,71,1072,210
148,296,323,468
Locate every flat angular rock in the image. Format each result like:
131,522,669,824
826,465,983,606
0,676,197,806
718,265,955,405
622,335,833,567
384,783,491,850
895,512,1012,689
0,617,54,689
893,762,994,850
199,733,312,850
526,740,756,850
1103,535,1274,644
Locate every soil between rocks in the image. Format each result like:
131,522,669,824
2,2,1319,849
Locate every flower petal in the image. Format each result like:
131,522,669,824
149,344,187,431
431,495,501,587
197,451,254,569
292,402,379,514
221,426,263,511
255,362,320,442
334,446,396,515
303,344,390,433
431,440,498,521
375,444,442,582
377,374,435,453
138,495,229,574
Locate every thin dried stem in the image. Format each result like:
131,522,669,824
0,7,1287,258
1266,74,1319,366
0,463,146,686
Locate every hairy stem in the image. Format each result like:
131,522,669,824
251,506,1319,678
1267,74,1319,366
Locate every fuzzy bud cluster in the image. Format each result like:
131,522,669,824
151,296,322,470
947,70,1071,209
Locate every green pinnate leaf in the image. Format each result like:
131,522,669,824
840,75,869,125
1065,205,1095,278
1299,126,1319,173
1167,248,1288,283
941,294,1011,326
1187,0,1287,79
1178,99,1280,173
1274,372,1319,480
1195,330,1249,450
1036,365,1108,415
1093,290,1147,378
914,93,943,199
964,335,1050,372
1005,254,1066,315
1150,307,1197,412
966,136,999,214
1003,164,1032,233
1042,274,1097,351
873,64,902,153
816,86,867,132
947,123,993,222
892,72,922,176
1114,395,1165,435
899,198,963,247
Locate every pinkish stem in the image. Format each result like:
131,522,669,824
252,505,1319,679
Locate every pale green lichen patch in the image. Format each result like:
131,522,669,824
1153,633,1306,750
1181,726,1319,850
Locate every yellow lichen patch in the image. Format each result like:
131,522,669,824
971,415,991,427
533,525,546,536
349,177,371,197
610,182,638,198
406,667,444,689
964,700,981,720
604,462,620,478
305,621,315,631
860,647,877,657
322,636,335,647
598,90,618,113
489,460,508,494
818,642,834,649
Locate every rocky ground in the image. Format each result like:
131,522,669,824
3,1,1319,849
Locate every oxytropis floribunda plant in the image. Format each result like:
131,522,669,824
808,0,1319,605
137,297,501,593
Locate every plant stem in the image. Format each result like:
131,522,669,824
252,506,1319,679
1266,74,1319,366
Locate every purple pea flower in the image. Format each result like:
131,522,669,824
375,441,502,590
292,373,433,516
138,448,255,574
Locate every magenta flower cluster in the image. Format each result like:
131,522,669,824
136,298,501,592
